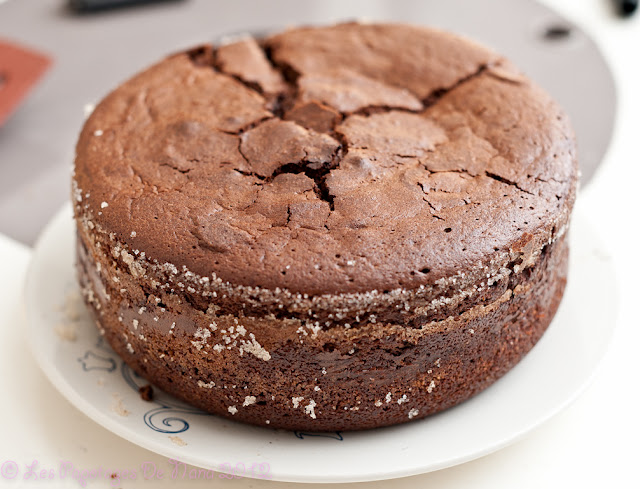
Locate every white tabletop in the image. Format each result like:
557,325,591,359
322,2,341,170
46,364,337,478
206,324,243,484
1,0,639,487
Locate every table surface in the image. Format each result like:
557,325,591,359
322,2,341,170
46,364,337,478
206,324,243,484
1,0,639,488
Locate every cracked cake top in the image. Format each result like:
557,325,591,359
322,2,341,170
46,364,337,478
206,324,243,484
74,23,578,295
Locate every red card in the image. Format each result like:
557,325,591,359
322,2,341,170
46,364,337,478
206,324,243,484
0,40,52,126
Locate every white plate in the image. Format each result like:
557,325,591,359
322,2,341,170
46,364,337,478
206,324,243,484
24,201,617,483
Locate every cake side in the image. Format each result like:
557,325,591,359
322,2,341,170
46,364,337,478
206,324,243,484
76,224,568,430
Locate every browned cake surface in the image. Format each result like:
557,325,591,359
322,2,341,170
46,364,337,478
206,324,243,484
73,23,578,431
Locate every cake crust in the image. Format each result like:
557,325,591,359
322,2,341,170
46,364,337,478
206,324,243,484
73,23,578,431
73,23,576,296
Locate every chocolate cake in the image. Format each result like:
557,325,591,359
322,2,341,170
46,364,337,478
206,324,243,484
72,23,578,431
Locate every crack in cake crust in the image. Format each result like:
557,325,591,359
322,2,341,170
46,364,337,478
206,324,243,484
73,23,577,296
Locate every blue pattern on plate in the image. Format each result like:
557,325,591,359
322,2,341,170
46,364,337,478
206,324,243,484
121,361,212,434
77,351,116,372
294,431,344,441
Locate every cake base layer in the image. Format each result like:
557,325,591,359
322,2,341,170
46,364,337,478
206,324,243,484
76,227,567,431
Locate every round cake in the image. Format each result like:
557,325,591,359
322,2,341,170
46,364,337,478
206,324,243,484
73,22,578,431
